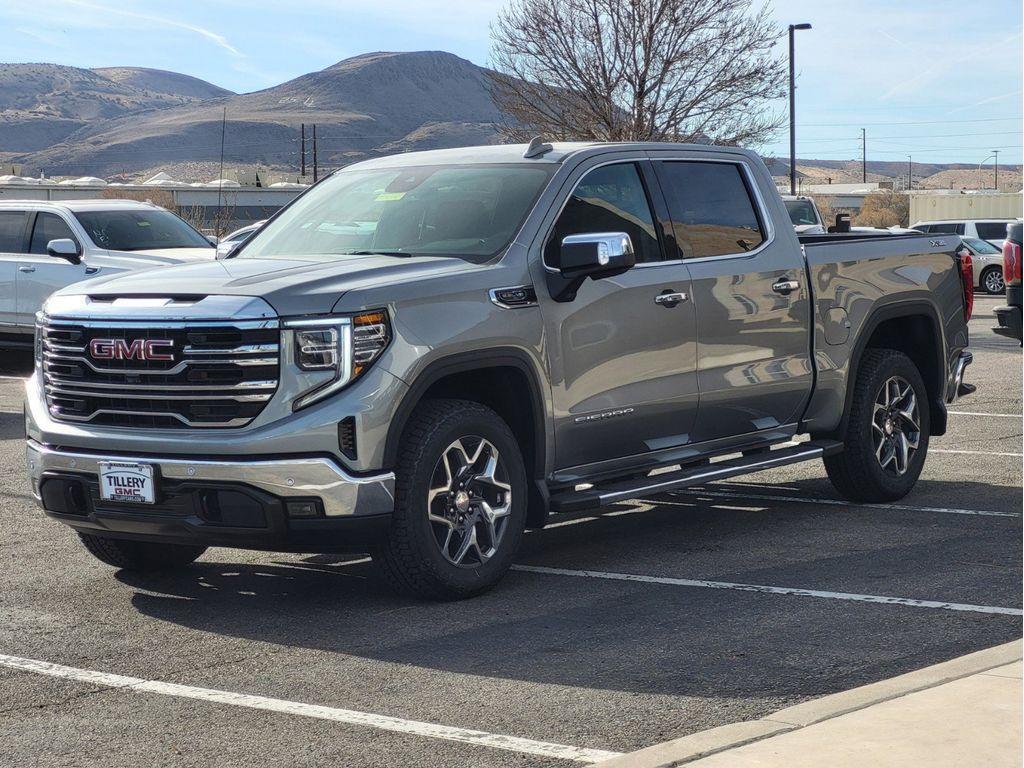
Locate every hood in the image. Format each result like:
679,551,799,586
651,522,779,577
60,254,484,317
106,247,217,263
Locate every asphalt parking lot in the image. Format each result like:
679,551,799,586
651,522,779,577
0,295,1020,767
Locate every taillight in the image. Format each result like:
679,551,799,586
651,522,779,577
1003,239,1022,284
957,248,974,321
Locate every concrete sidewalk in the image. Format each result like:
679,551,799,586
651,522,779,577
593,640,1022,768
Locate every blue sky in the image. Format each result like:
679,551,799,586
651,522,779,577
2,0,1021,165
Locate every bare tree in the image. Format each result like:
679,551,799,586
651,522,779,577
488,0,786,146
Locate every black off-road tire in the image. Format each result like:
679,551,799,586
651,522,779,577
372,399,528,600
77,533,206,571
825,349,930,503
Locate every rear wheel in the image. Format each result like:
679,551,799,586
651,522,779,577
78,533,206,571
981,266,1005,295
825,349,930,503
373,399,528,600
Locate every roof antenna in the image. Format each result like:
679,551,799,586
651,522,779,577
523,136,553,159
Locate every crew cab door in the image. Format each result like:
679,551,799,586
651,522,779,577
650,154,813,444
0,210,30,331
535,158,699,474
16,212,89,327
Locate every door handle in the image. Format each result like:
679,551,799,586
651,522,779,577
772,279,799,295
18,265,35,273
654,291,687,307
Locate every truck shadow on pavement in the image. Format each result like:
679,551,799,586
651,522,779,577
0,412,24,440
115,478,1022,701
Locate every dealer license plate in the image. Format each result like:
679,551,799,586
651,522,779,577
98,462,156,504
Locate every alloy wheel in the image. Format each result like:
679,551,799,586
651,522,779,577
985,269,1005,294
427,436,512,566
872,376,921,477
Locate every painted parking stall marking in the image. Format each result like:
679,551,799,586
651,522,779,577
0,654,622,764
666,490,1020,518
511,565,1023,616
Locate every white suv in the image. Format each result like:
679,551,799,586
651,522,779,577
911,219,1017,249
0,200,215,347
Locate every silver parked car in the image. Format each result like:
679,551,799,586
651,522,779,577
0,199,215,347
912,219,1017,250
216,220,266,257
959,237,1006,294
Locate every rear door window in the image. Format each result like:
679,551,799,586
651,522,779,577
29,213,79,254
929,222,965,235
656,161,766,258
0,211,28,253
975,222,1010,240
546,162,663,264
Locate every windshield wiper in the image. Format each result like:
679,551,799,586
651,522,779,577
347,250,413,257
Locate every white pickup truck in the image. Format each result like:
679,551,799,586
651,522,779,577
0,199,215,348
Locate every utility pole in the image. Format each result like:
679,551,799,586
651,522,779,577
216,106,226,237
312,124,318,183
861,128,866,183
907,154,912,191
994,149,999,190
301,124,306,178
787,23,812,196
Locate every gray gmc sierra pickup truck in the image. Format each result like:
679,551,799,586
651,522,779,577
25,141,975,599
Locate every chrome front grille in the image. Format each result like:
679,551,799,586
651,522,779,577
40,319,280,429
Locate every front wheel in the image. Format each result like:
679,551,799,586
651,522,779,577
825,349,930,503
373,399,528,600
981,266,1005,295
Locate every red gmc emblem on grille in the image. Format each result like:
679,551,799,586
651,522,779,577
89,338,175,361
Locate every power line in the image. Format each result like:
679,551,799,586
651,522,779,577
800,116,1021,127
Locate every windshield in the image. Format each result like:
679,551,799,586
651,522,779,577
784,199,819,226
964,237,1001,254
75,209,212,251
238,163,554,263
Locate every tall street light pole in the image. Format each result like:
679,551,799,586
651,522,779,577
979,154,995,189
788,23,812,196
994,149,999,190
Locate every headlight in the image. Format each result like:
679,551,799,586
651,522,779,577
34,312,44,371
285,309,391,410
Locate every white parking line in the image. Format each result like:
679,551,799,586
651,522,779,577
931,448,1023,457
949,411,1021,419
511,565,1023,616
0,654,621,763
667,490,1020,518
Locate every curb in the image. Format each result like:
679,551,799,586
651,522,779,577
588,639,1022,768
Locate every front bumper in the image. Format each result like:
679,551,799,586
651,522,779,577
26,440,395,552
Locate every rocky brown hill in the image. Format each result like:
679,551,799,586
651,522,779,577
0,63,232,154
13,51,505,176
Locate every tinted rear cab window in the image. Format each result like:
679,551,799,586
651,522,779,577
656,161,766,258
976,222,1010,240
0,211,28,252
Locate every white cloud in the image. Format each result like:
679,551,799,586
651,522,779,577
49,0,241,56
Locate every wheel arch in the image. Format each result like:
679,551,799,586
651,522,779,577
839,300,949,439
383,349,551,527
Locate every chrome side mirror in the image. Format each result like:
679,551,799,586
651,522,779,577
558,232,636,278
547,231,636,302
46,238,81,264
